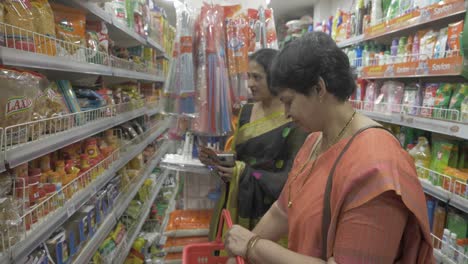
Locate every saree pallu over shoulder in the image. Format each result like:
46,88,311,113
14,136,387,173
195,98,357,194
326,129,434,263
280,129,433,263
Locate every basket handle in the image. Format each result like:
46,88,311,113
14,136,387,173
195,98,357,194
217,209,245,264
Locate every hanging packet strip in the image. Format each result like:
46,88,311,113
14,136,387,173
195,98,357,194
192,3,232,135
224,5,249,104
174,1,196,115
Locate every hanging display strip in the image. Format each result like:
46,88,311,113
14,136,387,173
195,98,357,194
360,55,464,79
6,120,170,263
364,0,466,40
74,169,169,264
3,100,147,169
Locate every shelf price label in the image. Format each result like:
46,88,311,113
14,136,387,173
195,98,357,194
426,0,465,21
428,56,463,76
67,202,76,217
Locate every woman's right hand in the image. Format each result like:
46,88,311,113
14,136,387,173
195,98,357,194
226,258,237,264
198,147,219,166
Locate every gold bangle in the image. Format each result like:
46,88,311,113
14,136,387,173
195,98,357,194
246,236,261,263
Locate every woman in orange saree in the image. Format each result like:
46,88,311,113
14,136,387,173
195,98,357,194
223,32,433,264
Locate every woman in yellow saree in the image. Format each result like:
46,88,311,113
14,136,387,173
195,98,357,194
201,49,307,240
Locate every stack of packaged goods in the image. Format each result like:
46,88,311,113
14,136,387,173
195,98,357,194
162,209,213,264
379,123,467,262
27,172,121,264
0,0,175,75
328,0,455,43
344,20,464,71
426,198,467,264
354,80,468,123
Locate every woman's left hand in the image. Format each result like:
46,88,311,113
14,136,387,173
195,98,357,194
217,165,235,180
225,225,257,258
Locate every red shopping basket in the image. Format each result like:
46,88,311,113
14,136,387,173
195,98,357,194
183,209,245,264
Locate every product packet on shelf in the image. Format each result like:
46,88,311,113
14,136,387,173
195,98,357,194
420,83,439,117
4,0,35,51
31,0,57,56
402,83,421,115
446,20,464,57
46,228,70,264
0,67,44,145
86,21,109,65
50,3,86,58
363,81,378,111
449,83,468,121
433,83,455,120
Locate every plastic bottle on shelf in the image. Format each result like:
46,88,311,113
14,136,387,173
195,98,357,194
442,229,451,255
456,239,466,264
449,233,458,260
356,45,363,67
371,0,382,25
409,137,431,179
404,35,413,63
397,37,408,63
391,38,399,64
363,43,370,66
411,33,420,62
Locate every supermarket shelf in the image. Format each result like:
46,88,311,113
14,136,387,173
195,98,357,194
111,17,147,47
359,56,465,80
147,38,166,55
114,144,170,218
114,170,170,264
160,163,211,175
363,0,466,41
337,34,364,48
74,169,169,264
69,0,112,24
112,68,166,83
419,179,451,202
4,107,146,169
146,105,162,117
358,110,468,140
9,121,170,263
0,47,112,76
419,178,468,214
72,211,117,264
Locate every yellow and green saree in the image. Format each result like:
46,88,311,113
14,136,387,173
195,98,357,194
209,103,307,240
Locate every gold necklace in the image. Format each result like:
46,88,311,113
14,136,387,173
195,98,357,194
287,110,357,208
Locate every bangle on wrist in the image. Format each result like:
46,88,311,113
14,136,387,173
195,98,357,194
245,235,261,263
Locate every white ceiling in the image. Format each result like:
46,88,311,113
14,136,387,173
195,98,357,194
270,0,317,21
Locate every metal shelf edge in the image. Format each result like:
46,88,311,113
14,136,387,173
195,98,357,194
0,47,113,76
9,124,168,262
337,35,364,48
72,213,117,264
5,108,147,169
112,68,165,82
419,179,451,202
147,38,165,53
449,195,468,214
358,110,468,140
111,17,147,44
72,0,112,24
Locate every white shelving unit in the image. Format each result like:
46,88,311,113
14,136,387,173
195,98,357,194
358,110,468,140
113,170,171,264
73,169,170,264
6,121,171,264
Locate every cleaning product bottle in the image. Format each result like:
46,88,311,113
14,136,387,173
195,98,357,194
449,233,458,260
442,229,451,255
363,43,370,67
397,36,408,63
356,45,363,67
409,137,432,179
412,33,420,62
371,0,383,25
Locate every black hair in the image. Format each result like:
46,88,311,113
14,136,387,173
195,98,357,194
270,32,356,101
249,48,279,88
